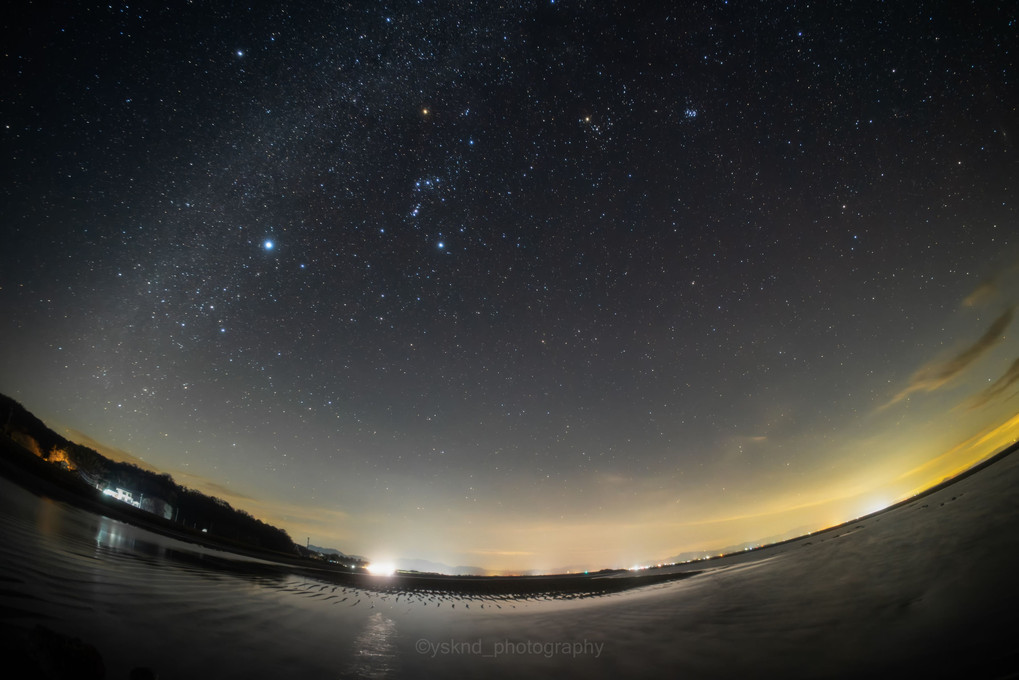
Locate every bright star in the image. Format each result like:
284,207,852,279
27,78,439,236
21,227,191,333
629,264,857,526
437,241,445,250
236,49,244,57
263,240,274,250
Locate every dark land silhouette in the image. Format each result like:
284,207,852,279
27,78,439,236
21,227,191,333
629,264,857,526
3,390,1017,600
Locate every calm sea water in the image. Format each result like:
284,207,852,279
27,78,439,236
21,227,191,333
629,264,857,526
0,476,630,679
2,452,1019,679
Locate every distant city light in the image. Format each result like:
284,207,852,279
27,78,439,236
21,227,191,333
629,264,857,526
366,562,396,576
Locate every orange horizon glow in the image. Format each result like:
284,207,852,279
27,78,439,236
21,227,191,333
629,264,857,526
58,408,1019,574
47,262,1019,574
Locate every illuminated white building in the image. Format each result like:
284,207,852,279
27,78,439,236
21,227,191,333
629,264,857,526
102,486,141,508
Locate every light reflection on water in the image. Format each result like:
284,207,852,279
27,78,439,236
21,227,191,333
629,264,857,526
2,453,1018,679
33,496,62,538
347,612,399,679
95,515,134,553
0,476,594,679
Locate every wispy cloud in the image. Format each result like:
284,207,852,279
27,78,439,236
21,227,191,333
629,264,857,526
172,472,258,503
63,428,161,472
970,357,1019,409
963,257,1019,307
886,307,1015,407
963,277,999,307
169,468,351,527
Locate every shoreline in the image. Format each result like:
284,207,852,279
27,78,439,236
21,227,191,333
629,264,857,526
4,429,1017,598
4,435,1016,679
0,433,345,573
0,433,701,598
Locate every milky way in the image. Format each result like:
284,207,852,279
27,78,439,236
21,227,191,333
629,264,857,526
1,1,1017,571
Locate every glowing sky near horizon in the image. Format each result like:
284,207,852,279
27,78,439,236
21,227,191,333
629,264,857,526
1,1,1017,573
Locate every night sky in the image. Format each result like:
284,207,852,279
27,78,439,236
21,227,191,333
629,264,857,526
2,1,1017,573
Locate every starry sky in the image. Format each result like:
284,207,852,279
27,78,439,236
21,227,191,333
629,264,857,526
1,1,1017,573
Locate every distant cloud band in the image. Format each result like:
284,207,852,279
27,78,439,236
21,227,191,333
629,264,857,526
887,307,1014,406
970,357,1019,409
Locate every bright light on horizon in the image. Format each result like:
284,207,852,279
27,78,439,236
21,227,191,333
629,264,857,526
366,562,396,576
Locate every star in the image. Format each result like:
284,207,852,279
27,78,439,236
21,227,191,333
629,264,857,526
2,0,1013,579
